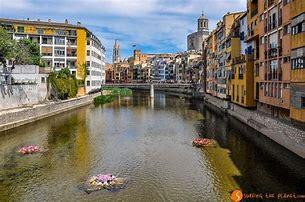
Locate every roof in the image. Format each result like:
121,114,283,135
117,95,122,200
0,18,83,29
0,18,104,48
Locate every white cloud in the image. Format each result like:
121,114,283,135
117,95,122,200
0,0,246,62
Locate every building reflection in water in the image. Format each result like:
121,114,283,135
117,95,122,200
193,99,305,194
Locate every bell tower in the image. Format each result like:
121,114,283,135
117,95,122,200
198,12,209,32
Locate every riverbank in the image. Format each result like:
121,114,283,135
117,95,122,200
0,93,99,132
203,94,305,159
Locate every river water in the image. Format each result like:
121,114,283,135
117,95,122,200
0,91,304,201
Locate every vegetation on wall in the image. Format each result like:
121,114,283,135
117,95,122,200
0,27,42,66
48,68,78,100
94,87,132,105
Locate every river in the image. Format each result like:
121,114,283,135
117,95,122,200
0,91,304,201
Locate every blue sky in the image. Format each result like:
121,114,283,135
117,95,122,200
0,0,246,63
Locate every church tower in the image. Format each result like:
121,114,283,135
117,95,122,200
113,39,121,64
187,12,210,51
198,13,209,33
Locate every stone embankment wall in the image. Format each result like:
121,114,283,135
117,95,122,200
0,84,48,110
0,65,48,110
204,94,305,159
0,93,99,132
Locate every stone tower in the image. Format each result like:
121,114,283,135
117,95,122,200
187,13,210,51
198,13,209,32
113,39,121,64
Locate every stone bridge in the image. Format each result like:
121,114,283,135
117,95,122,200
102,83,204,98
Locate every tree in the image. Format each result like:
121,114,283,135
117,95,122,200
48,68,78,100
0,27,15,65
0,27,42,66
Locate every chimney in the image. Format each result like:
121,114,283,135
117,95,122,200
77,21,81,26
48,19,51,23
65,19,68,24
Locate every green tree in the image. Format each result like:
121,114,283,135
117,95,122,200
0,27,42,66
0,27,16,65
48,68,78,100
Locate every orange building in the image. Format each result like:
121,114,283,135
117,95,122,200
247,0,291,119
290,0,305,123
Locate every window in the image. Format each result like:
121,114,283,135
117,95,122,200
54,48,65,57
301,97,305,108
42,37,52,44
41,77,46,83
283,0,291,5
54,59,65,68
255,64,259,77
87,81,90,86
87,40,90,45
86,61,90,67
292,21,305,35
17,26,24,33
56,29,65,35
291,57,305,70
87,50,90,56
37,28,44,35
54,37,65,45
284,56,290,63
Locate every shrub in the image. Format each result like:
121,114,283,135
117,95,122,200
94,87,132,105
48,68,78,100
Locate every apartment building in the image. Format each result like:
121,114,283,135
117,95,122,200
247,0,291,118
0,18,105,93
206,30,218,96
210,12,245,99
151,54,176,81
290,0,305,122
229,13,256,107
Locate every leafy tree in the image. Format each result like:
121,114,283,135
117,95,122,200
0,27,15,65
0,27,42,66
48,68,78,100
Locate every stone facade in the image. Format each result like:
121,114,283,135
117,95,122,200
187,14,209,51
0,93,99,132
0,65,48,111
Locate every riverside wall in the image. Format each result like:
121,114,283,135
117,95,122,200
0,93,99,132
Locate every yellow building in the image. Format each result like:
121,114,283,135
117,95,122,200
290,0,305,122
229,13,256,108
0,18,106,94
206,30,218,97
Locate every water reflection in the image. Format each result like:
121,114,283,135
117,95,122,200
0,92,304,201
193,99,305,195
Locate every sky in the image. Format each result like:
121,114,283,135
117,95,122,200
0,0,246,63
